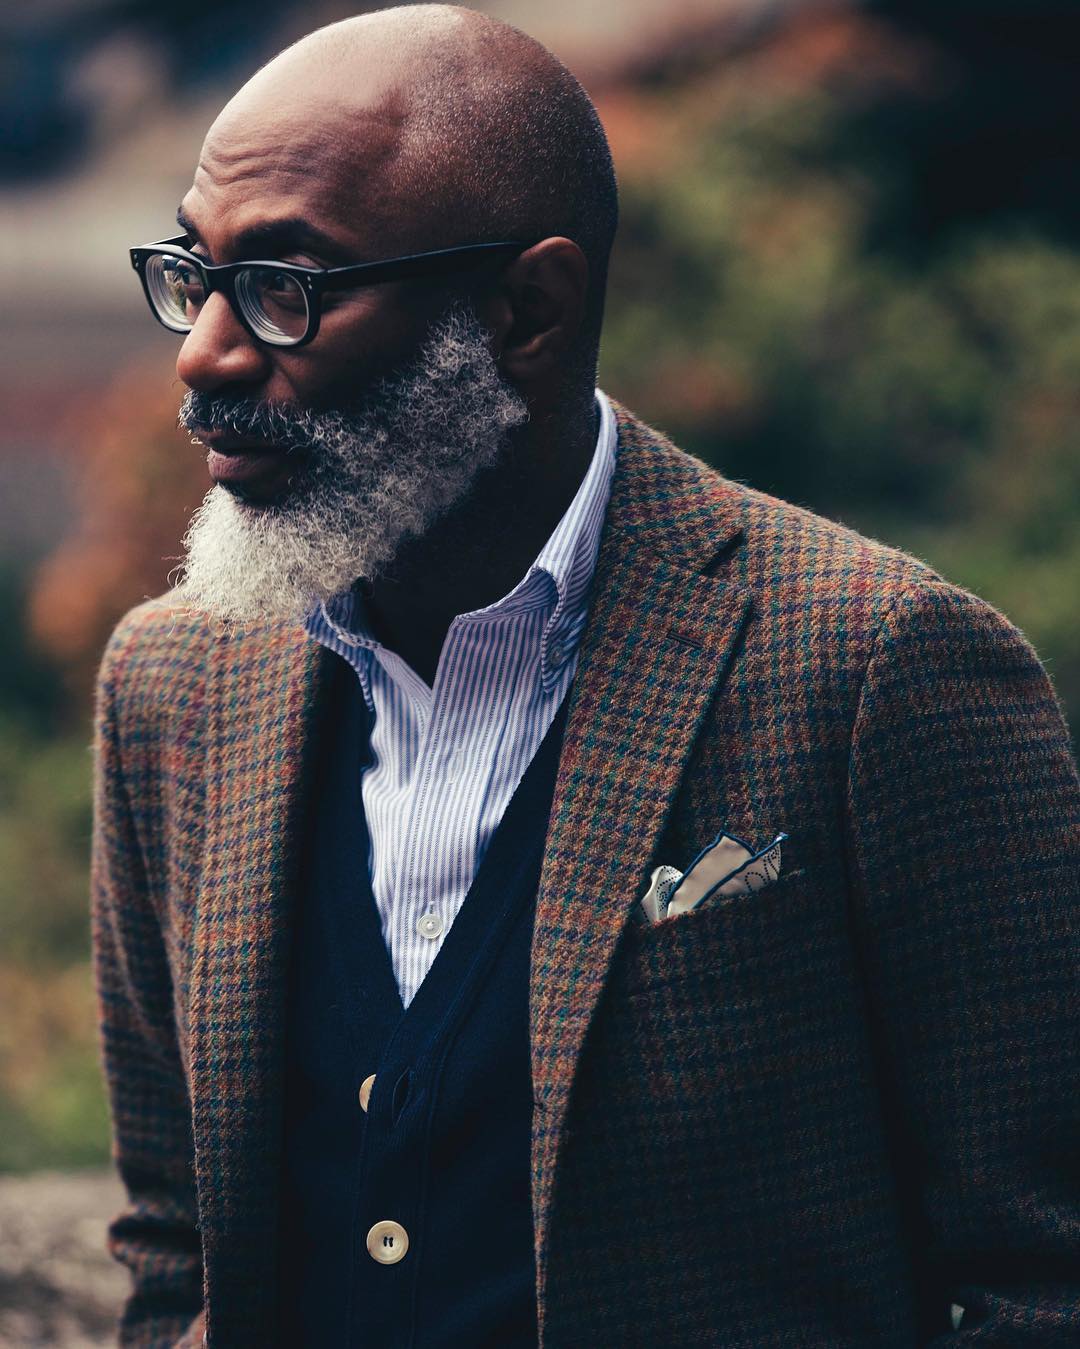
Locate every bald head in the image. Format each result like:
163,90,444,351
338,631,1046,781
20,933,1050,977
171,8,618,625
206,5,618,351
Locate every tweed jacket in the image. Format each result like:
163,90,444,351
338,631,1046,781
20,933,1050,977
92,405,1080,1348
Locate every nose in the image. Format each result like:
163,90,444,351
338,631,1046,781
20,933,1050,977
175,291,273,393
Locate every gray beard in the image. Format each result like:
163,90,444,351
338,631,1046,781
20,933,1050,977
174,307,528,628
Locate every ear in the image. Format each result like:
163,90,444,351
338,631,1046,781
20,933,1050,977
481,237,589,384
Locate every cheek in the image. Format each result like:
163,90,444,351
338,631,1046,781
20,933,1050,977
323,283,432,354
285,293,439,405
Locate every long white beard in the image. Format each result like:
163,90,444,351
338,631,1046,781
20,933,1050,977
174,307,528,628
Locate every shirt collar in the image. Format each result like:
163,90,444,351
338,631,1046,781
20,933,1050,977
532,389,616,688
305,389,617,691
533,390,616,612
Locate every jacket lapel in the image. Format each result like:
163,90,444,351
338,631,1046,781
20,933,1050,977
530,408,752,1282
189,622,328,1346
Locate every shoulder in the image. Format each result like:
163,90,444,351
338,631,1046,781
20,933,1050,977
97,593,217,714
614,401,1018,641
730,478,936,595
731,482,1060,713
95,592,301,735
612,400,933,591
611,402,1053,706
722,477,1050,684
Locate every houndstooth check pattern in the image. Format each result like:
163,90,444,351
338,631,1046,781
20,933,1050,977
93,404,1080,1347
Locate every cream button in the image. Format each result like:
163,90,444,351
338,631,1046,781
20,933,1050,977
366,1219,409,1264
416,911,444,940
358,1074,376,1112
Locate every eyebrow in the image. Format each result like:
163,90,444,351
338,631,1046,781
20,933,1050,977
174,206,353,262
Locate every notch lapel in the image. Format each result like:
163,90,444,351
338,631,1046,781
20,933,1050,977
530,409,752,1283
188,623,328,1346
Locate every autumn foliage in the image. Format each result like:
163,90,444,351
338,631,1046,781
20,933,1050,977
28,364,206,701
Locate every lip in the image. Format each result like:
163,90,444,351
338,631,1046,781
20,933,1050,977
201,439,301,501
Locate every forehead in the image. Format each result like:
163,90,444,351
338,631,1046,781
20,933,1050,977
181,92,408,255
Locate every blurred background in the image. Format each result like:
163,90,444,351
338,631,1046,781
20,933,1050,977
1,0,1078,1341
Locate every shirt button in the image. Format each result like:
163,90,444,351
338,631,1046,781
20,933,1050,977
416,911,444,940
358,1074,376,1112
366,1219,409,1265
549,642,565,666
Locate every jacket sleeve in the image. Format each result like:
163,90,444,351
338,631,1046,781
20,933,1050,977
847,578,1080,1344
91,622,205,1348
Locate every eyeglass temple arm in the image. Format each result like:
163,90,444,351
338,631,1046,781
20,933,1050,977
319,241,528,292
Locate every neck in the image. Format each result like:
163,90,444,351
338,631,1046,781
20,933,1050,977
364,394,599,686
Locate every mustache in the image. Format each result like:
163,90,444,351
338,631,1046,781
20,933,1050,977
178,391,323,451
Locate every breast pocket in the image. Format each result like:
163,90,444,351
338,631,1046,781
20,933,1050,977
624,866,815,995
598,867,870,1116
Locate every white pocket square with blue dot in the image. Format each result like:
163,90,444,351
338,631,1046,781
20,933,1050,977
640,830,786,923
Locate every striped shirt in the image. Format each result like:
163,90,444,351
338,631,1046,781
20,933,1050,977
304,390,617,1006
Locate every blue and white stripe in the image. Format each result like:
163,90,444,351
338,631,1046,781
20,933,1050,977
304,390,617,1006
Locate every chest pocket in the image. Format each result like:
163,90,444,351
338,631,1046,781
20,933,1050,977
622,867,813,989
575,868,874,1131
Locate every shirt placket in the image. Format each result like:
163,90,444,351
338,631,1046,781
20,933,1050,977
391,619,479,1000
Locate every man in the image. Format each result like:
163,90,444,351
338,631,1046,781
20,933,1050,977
93,6,1079,1346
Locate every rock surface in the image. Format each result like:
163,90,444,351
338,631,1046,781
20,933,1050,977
0,1170,127,1348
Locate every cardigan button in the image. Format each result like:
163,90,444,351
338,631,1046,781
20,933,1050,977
366,1219,409,1265
358,1074,376,1112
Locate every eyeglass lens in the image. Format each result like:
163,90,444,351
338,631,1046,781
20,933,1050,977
235,268,309,344
145,254,310,345
146,254,205,329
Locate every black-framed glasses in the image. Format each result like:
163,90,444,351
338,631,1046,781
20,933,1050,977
129,235,531,348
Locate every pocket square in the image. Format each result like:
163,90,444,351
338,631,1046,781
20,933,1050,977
640,830,787,923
